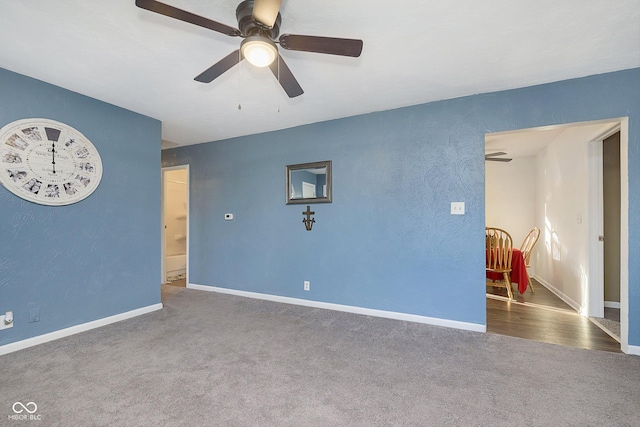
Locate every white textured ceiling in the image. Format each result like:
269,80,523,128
485,120,620,160
1,0,639,148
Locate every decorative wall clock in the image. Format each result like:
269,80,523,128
0,118,103,206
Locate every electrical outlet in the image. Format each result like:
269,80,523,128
0,311,14,330
29,308,40,323
450,202,465,215
304,281,310,291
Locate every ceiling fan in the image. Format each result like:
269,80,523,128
484,152,512,162
135,0,364,98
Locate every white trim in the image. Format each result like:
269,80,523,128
628,345,640,356
590,122,622,145
0,303,163,356
587,137,604,318
188,283,486,333
534,276,583,314
618,118,629,354
604,301,621,309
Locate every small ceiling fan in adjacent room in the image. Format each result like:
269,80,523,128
135,0,364,98
484,152,512,162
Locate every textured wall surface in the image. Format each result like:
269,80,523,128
0,68,162,345
486,157,536,248
163,68,640,343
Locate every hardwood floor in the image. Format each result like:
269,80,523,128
486,279,621,352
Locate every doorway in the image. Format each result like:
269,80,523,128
587,130,622,342
484,119,628,352
162,165,189,287
603,132,621,312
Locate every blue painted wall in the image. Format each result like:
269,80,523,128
0,68,162,345
163,68,640,344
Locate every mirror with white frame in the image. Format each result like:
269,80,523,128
286,160,332,204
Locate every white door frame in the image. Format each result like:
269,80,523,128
587,136,605,318
161,164,190,285
588,118,629,352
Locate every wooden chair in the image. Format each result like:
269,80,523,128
520,227,540,293
486,227,514,300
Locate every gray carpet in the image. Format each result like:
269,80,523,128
1,285,639,426
590,308,621,342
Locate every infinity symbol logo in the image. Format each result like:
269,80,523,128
12,402,37,414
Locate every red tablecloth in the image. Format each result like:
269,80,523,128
486,248,529,294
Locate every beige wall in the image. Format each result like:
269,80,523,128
485,156,537,267
603,132,621,304
532,123,613,313
164,169,187,257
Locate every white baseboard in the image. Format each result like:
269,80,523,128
187,283,486,333
604,301,621,309
0,303,163,356
626,345,640,356
533,277,583,314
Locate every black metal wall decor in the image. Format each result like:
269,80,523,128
302,205,315,231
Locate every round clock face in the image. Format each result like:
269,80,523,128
0,118,103,206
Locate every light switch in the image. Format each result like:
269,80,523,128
451,202,465,215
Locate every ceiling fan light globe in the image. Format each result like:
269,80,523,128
241,37,278,67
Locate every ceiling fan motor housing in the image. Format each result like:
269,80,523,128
236,0,281,39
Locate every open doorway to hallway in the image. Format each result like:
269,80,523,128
484,119,627,353
592,131,622,340
162,166,189,288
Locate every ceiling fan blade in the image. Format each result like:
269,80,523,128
485,157,513,162
135,0,240,37
252,0,282,28
194,50,241,83
279,34,363,57
269,56,303,98
484,151,508,158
